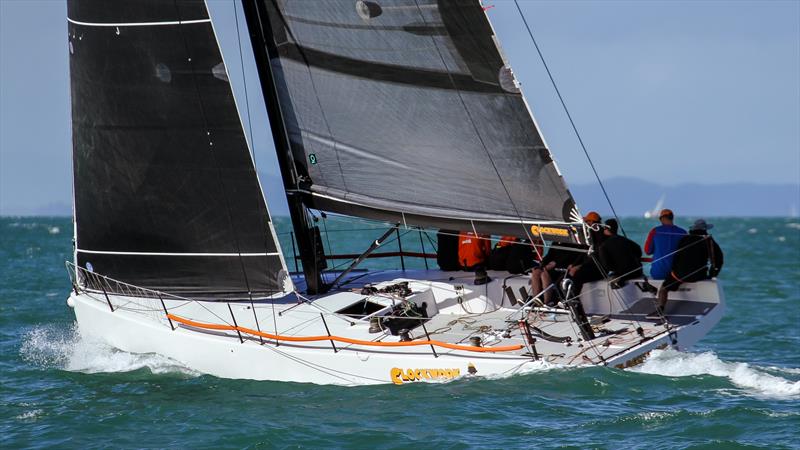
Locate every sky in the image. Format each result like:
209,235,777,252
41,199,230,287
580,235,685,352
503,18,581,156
1,0,798,215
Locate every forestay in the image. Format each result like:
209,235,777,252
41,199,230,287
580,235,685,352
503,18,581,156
68,0,291,297
247,0,581,241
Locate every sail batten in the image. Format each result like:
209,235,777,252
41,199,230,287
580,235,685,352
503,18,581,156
66,18,212,27
246,0,580,242
68,0,291,297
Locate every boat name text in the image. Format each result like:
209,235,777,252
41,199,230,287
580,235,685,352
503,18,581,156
530,225,569,237
390,367,461,385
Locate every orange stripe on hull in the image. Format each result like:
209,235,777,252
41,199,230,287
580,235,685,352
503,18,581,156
166,314,524,353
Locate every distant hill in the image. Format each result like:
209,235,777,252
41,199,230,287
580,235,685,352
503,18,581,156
571,177,800,217
2,177,797,218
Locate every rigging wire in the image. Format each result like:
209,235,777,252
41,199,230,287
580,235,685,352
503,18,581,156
512,0,626,237
233,0,256,169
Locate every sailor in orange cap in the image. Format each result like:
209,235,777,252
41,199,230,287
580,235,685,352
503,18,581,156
582,210,606,248
565,211,607,290
583,211,602,224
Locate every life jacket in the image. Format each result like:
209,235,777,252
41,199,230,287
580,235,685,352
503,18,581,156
458,231,491,269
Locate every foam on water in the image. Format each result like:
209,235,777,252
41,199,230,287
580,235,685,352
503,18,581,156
767,366,800,375
478,359,564,381
20,323,197,376
631,349,800,399
15,409,44,421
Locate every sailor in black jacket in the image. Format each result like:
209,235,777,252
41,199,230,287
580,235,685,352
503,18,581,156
652,219,724,317
598,219,643,286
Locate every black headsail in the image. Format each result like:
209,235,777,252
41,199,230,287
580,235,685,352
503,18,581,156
241,0,582,245
68,0,292,298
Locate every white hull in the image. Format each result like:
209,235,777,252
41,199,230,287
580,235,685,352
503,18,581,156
67,270,724,385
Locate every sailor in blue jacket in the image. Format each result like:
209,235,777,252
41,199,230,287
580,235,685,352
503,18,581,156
643,209,687,279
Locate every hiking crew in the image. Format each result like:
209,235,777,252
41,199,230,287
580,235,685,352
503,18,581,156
530,242,586,306
644,208,687,279
653,219,723,317
598,218,643,286
565,212,607,296
529,211,601,304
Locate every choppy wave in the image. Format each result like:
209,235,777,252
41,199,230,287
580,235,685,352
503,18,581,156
480,360,564,381
20,323,197,376
767,366,800,375
631,349,800,399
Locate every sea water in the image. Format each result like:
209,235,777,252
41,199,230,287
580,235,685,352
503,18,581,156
2,216,798,449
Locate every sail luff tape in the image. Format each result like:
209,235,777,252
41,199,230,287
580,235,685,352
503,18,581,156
167,314,524,353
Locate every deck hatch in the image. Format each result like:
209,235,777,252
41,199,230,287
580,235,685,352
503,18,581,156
335,298,386,319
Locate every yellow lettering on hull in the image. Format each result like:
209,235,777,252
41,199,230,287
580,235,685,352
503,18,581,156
390,367,462,385
530,225,570,238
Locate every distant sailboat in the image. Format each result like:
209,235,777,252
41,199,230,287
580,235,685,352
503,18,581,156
63,0,725,385
644,194,666,219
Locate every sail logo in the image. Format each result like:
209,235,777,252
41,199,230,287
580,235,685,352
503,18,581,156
530,225,570,237
390,367,461,385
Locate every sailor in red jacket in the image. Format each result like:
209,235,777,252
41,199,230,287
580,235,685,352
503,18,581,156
458,231,491,271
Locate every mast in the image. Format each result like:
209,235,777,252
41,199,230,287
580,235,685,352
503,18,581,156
240,0,324,294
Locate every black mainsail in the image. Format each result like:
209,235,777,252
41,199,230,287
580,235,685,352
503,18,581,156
242,0,581,242
68,0,291,297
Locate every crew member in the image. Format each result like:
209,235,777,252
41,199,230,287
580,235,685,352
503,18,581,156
564,211,606,295
489,235,518,271
652,219,723,318
436,229,461,271
598,218,643,286
490,235,540,274
530,242,585,305
458,231,491,271
529,211,602,304
644,209,687,279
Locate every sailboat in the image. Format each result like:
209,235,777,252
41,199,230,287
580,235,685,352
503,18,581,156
64,0,725,385
643,194,666,219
